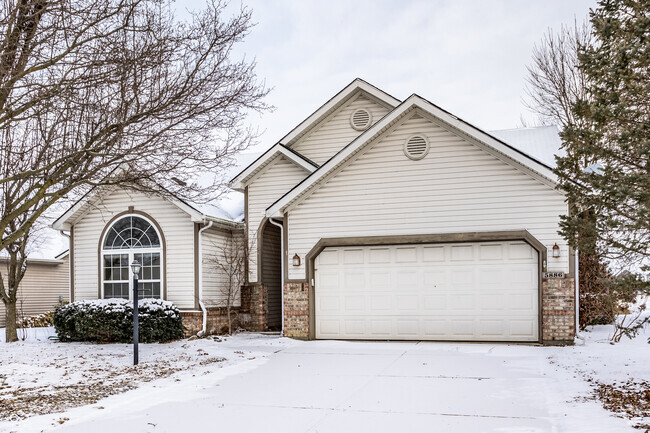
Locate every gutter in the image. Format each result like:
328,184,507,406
197,220,214,336
268,218,285,336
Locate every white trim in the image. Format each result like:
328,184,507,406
100,214,164,301
278,78,400,146
266,95,559,218
229,144,318,192
0,257,65,265
52,186,213,231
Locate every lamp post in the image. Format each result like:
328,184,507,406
131,259,141,365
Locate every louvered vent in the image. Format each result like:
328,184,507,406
350,108,372,131
404,135,429,160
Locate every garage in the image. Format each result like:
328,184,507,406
314,241,539,342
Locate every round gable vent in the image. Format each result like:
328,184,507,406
350,108,372,131
404,135,429,160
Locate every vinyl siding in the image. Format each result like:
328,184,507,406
287,114,570,280
201,227,243,307
290,93,392,165
261,223,281,328
0,257,69,327
72,188,196,308
247,156,309,282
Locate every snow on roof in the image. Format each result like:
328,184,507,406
488,125,565,168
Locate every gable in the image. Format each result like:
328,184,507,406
289,91,393,165
266,95,559,218
229,144,316,192
285,113,570,279
294,113,562,218
246,155,310,282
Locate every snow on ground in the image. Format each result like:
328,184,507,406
0,328,297,431
0,324,648,433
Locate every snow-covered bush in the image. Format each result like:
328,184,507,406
53,299,184,343
18,311,55,328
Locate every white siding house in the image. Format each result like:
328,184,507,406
53,78,576,343
52,186,244,318
285,113,569,282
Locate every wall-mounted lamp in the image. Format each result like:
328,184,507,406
552,243,560,258
292,254,301,266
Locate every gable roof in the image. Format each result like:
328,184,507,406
279,78,401,147
51,184,242,231
265,94,559,218
229,143,318,192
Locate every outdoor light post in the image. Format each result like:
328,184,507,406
131,259,141,366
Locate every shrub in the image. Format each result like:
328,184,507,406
17,311,54,328
53,299,184,343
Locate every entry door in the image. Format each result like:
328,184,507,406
314,241,539,341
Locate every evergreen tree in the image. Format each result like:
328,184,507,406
557,0,650,292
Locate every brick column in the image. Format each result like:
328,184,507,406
542,277,576,344
284,282,309,338
239,283,267,331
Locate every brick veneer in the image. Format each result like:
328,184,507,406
541,277,576,344
180,308,242,337
180,284,272,336
240,283,267,331
284,282,309,339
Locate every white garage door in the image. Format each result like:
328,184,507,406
314,241,539,342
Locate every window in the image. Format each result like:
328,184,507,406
101,215,162,300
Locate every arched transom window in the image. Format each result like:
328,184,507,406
101,215,163,300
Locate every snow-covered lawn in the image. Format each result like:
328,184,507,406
0,324,648,433
0,328,297,431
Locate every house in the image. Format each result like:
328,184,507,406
53,79,576,344
0,251,69,327
51,185,250,335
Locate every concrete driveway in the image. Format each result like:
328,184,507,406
48,338,631,433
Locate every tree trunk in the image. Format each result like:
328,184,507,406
4,299,18,342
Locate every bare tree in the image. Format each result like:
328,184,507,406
524,18,620,329
0,0,270,341
524,19,592,132
206,230,248,335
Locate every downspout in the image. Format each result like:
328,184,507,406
58,230,72,303
268,218,285,336
197,220,213,336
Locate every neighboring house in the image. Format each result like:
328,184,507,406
0,251,69,327
53,79,576,344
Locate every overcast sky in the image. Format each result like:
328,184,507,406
190,0,598,152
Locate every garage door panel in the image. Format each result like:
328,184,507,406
396,247,418,263
315,241,539,342
370,295,392,310
479,244,504,260
423,246,445,262
450,245,474,261
369,248,391,263
423,295,447,310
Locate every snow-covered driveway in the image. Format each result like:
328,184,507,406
25,338,636,433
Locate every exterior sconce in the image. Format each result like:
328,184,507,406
292,254,301,266
552,243,560,258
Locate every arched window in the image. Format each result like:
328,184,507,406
101,215,163,300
